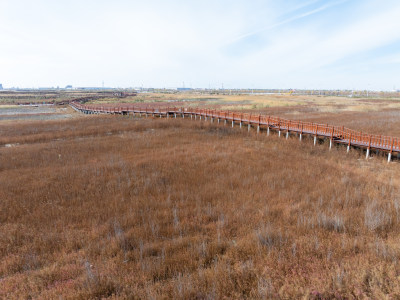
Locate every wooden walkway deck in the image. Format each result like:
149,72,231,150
70,103,399,162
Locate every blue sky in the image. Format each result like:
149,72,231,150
1,0,400,90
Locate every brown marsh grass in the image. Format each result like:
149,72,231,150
1,115,400,298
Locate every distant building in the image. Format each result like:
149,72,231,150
76,87,114,90
177,88,192,91
65,85,73,89
0,83,3,90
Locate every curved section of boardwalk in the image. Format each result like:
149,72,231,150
70,102,399,161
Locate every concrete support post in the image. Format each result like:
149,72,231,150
347,145,350,153
329,139,333,150
211,118,213,123
232,121,234,128
182,113,185,119
299,134,302,141
248,124,251,132
366,149,370,159
314,136,317,146
240,122,242,128
205,116,207,121
191,114,193,120
195,115,197,120
388,153,392,163
286,132,289,139
174,113,177,118
278,131,281,137
224,119,227,125
167,113,169,118
160,113,162,118
218,118,220,124
267,127,270,136
257,126,260,134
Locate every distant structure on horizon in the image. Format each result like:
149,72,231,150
0,83,3,90
65,85,73,89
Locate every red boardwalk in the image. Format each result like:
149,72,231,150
71,102,399,162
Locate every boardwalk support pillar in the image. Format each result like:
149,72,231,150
347,134,351,153
257,126,260,134
286,131,289,139
267,127,270,136
388,139,394,163
278,131,281,137
329,139,333,150
232,120,234,128
240,122,242,128
224,119,227,125
314,136,317,146
299,134,302,141
248,124,251,132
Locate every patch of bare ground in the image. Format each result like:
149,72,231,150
1,116,400,298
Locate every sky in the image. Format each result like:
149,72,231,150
1,0,400,90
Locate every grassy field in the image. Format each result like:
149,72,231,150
106,91,400,114
0,90,135,105
1,112,400,298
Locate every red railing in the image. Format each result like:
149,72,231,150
70,102,399,155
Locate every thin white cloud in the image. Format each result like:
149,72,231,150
225,0,349,46
221,1,400,90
